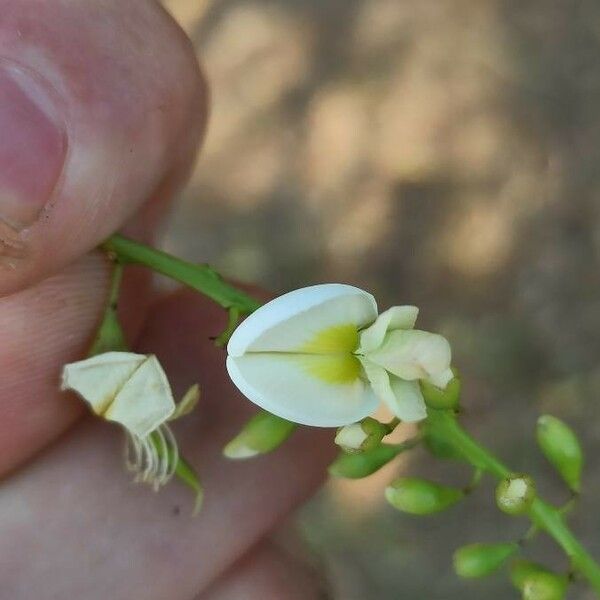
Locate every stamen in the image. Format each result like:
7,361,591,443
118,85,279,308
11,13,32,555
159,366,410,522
125,432,143,473
161,423,179,483
123,426,180,491
140,435,157,483
152,426,168,491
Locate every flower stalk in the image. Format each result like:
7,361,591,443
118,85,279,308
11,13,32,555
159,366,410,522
426,409,600,594
97,234,600,594
102,234,261,314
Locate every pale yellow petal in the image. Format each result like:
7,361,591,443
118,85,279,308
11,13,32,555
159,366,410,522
106,355,175,437
61,352,147,416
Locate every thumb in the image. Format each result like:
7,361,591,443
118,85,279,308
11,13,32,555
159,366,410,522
0,0,207,295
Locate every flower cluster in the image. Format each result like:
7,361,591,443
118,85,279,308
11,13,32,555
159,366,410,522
55,233,599,598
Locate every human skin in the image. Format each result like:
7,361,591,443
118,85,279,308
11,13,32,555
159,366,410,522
0,2,334,598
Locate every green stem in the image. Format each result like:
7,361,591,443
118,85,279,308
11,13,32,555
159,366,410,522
89,262,127,355
385,417,401,434
102,233,600,592
464,467,484,494
214,307,241,347
427,410,600,594
102,234,261,313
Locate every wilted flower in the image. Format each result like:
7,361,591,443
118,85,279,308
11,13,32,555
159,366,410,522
61,352,199,491
226,284,452,427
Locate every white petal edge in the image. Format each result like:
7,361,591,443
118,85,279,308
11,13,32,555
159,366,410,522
427,367,454,389
226,354,378,427
227,284,378,357
358,305,419,354
61,351,147,414
361,359,427,422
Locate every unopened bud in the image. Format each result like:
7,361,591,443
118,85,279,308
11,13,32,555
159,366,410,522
536,415,583,493
420,367,461,410
385,477,463,515
335,417,387,453
453,542,517,578
522,572,567,600
329,443,402,479
509,560,552,592
223,411,296,459
495,474,536,515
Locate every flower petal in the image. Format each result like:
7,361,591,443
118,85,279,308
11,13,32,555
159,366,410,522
227,284,377,357
366,329,451,381
360,359,426,422
358,305,419,353
61,351,147,415
107,355,176,437
427,367,454,389
226,353,378,427
388,378,427,422
360,359,396,406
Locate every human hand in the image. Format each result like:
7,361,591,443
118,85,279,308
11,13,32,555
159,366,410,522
0,2,333,598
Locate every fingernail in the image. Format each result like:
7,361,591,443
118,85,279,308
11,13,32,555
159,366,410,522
0,62,67,232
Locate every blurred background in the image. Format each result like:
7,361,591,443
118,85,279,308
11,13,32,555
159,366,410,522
162,1,600,597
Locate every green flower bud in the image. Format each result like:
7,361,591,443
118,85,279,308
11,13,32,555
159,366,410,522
522,572,567,600
495,474,536,515
453,542,517,578
223,411,296,459
329,443,402,479
509,560,552,591
385,477,463,515
420,367,461,409
334,417,387,453
536,415,583,493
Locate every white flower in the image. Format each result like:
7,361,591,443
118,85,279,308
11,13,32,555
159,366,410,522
226,284,452,427
61,352,199,490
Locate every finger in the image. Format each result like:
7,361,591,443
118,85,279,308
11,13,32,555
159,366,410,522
199,541,326,600
0,0,208,472
0,253,160,476
0,290,336,599
0,253,107,475
0,0,207,295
